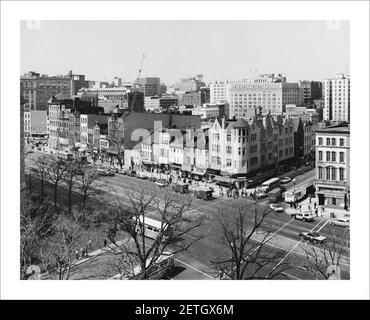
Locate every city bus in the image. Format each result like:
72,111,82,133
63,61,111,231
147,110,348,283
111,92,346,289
110,251,175,280
260,177,280,193
133,215,173,241
57,151,74,161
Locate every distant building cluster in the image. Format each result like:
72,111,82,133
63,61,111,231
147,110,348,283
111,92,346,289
21,70,350,209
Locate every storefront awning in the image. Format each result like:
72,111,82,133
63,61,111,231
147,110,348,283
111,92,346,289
192,167,206,176
214,176,236,183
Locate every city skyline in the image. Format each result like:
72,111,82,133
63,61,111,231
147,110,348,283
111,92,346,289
21,20,350,85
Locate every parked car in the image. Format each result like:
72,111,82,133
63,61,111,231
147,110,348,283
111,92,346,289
195,190,213,201
299,231,326,243
281,177,292,184
172,183,189,194
293,211,315,222
330,217,350,228
97,168,108,176
255,191,268,199
269,203,284,212
148,177,157,182
136,172,148,179
126,169,137,177
155,179,168,187
106,169,115,176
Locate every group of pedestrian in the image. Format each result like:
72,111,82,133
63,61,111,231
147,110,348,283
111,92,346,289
74,239,92,261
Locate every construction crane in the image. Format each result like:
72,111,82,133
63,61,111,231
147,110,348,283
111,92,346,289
131,53,145,112
137,53,145,81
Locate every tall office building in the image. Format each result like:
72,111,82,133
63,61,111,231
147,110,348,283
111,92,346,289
135,77,161,97
229,73,300,119
20,71,89,111
210,81,230,104
173,74,205,92
323,74,350,122
298,80,322,105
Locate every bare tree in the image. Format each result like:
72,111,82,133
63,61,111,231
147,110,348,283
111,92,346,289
48,158,67,209
107,131,125,169
107,187,204,279
31,155,50,197
301,228,350,280
211,200,290,280
62,159,80,214
20,193,55,279
77,167,100,210
40,216,83,280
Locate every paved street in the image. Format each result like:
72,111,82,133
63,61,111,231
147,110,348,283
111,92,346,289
25,150,349,280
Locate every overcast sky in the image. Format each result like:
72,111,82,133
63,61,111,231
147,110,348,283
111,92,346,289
21,20,349,85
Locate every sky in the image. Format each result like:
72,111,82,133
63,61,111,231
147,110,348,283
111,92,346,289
21,20,349,85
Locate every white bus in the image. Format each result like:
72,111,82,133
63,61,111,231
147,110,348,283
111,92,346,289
260,177,280,193
110,251,175,280
57,151,74,161
134,215,173,241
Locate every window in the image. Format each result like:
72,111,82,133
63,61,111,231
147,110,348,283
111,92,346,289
318,137,323,145
326,138,330,146
331,138,336,146
226,146,232,154
340,138,344,146
339,168,345,181
318,167,323,179
332,152,336,162
226,159,232,167
326,167,331,180
331,167,337,180
326,151,331,162
340,152,344,163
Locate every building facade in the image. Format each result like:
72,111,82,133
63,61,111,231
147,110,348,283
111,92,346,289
173,74,205,92
210,81,230,104
323,74,350,122
315,123,350,209
229,74,300,119
24,110,48,137
20,71,88,111
208,114,295,187
298,80,322,105
136,77,161,97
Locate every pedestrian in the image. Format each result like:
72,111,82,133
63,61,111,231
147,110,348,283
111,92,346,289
80,248,84,258
75,249,79,260
314,202,317,209
103,239,108,247
315,208,318,217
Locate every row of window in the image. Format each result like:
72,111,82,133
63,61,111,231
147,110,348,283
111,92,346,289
318,151,345,163
318,137,345,146
318,167,345,181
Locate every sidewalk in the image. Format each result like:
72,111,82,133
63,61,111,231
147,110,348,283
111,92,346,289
283,196,350,220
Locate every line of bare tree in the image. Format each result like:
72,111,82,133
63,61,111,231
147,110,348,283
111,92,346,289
29,155,100,213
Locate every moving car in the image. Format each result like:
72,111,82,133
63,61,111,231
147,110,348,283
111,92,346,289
299,231,326,243
293,211,315,222
269,203,284,212
330,217,350,228
155,179,168,187
280,177,292,184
